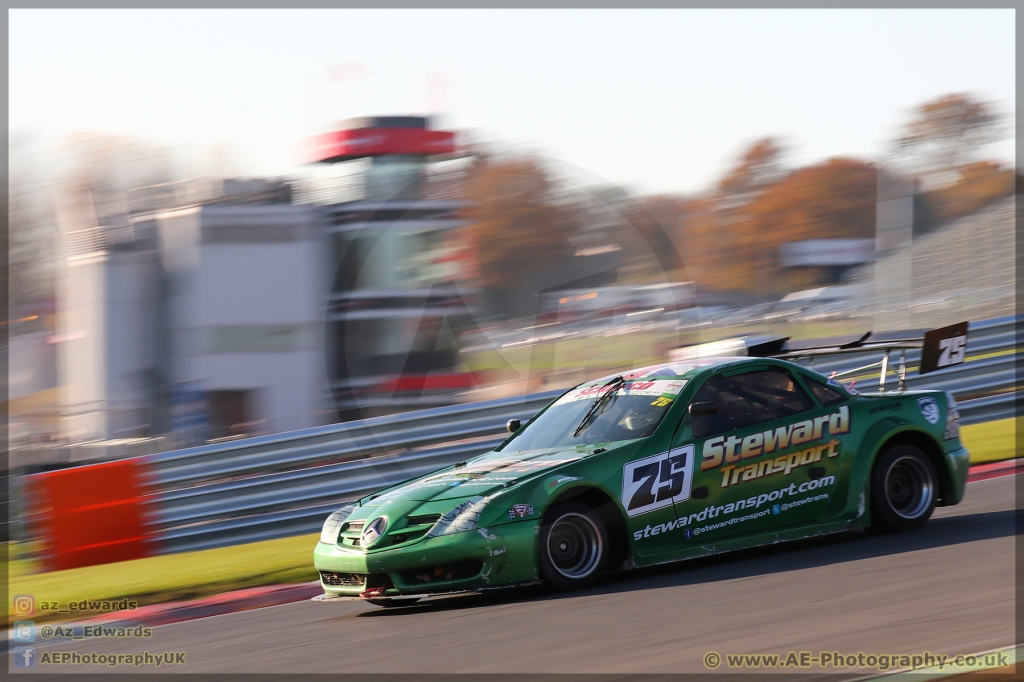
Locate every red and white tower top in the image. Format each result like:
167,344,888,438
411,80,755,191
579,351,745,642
305,116,456,164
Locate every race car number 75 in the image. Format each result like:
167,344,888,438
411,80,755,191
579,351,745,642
622,445,695,517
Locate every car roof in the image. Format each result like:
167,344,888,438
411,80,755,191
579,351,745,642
582,356,770,386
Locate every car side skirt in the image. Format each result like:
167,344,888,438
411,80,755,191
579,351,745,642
633,518,866,569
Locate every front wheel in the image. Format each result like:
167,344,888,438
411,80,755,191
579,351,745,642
870,445,938,532
538,500,609,590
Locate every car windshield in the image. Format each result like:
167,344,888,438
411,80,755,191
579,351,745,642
501,378,688,451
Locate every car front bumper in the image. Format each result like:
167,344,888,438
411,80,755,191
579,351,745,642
313,519,539,598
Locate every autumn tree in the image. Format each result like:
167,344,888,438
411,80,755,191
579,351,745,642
671,196,723,291
671,157,877,297
668,138,789,295
58,133,178,218
578,186,686,285
463,154,577,318
917,161,1019,231
895,93,1006,186
741,158,877,294
718,137,787,206
9,134,59,312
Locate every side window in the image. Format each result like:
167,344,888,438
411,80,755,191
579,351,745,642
806,378,848,406
690,369,815,438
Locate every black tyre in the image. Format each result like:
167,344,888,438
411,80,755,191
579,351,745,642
538,500,609,590
870,444,938,532
366,598,421,607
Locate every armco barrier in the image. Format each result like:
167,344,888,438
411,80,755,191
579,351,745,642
23,458,156,570
14,315,1020,559
147,389,563,489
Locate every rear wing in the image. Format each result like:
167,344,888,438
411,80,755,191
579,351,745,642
672,321,969,392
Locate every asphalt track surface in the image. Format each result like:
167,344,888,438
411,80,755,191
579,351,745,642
13,473,1017,679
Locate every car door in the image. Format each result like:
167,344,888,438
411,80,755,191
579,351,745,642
794,372,859,518
621,439,696,558
671,366,852,545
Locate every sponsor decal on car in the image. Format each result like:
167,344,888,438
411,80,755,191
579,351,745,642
546,475,584,490
700,406,851,473
829,377,858,395
508,504,535,519
634,478,836,541
917,397,940,425
719,441,838,489
869,402,902,414
622,445,695,517
555,379,687,405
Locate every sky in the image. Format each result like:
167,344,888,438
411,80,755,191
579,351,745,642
9,8,1016,196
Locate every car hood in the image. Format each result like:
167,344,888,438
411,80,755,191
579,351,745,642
363,446,597,505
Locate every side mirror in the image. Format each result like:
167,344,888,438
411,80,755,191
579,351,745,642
688,402,719,417
506,418,521,434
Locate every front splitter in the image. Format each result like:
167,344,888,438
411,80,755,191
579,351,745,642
310,580,545,605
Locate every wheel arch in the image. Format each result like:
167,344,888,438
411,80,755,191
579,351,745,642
871,428,953,507
542,484,632,571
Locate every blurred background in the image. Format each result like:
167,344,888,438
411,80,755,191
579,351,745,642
7,8,1016,468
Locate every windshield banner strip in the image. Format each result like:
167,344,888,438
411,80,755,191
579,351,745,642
555,379,687,405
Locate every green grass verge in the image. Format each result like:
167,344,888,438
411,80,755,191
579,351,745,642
7,533,320,627
7,415,1017,626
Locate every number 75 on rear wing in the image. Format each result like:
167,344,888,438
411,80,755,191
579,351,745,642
746,321,969,391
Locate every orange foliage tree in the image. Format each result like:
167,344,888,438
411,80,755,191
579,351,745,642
895,93,1005,186
463,154,577,316
917,161,1018,230
743,158,877,294
671,154,878,297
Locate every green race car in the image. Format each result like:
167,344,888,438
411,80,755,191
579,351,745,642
313,354,968,605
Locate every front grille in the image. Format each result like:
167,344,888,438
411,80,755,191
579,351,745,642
406,514,442,526
386,513,443,545
387,529,427,545
320,571,366,587
339,520,365,549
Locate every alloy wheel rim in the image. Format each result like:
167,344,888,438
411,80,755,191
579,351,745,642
547,513,602,579
884,455,934,519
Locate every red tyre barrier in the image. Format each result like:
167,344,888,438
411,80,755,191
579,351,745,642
25,458,157,571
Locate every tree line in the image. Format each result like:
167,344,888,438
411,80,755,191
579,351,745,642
8,93,1015,323
464,93,1016,314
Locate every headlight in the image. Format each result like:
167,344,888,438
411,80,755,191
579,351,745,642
427,496,488,537
944,393,960,440
320,504,356,545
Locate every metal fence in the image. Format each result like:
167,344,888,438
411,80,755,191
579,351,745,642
849,194,1016,331
142,390,562,553
15,316,1019,557
150,316,1018,554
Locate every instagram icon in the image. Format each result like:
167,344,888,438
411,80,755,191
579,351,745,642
13,595,34,617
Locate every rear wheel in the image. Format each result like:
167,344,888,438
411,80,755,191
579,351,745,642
538,500,609,590
870,444,937,532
